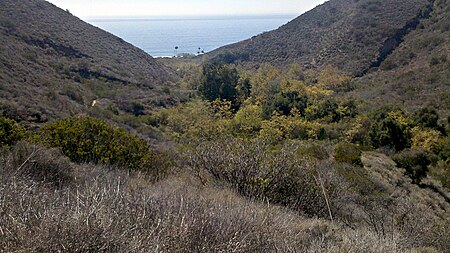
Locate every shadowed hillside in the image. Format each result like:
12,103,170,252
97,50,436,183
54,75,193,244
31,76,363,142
0,0,177,123
209,0,433,76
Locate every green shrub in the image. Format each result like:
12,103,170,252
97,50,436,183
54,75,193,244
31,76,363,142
39,117,169,177
392,149,436,184
118,100,145,116
369,109,412,151
413,107,444,132
335,163,379,195
0,117,26,146
334,142,364,166
63,86,84,104
131,101,145,116
436,136,450,161
262,91,308,119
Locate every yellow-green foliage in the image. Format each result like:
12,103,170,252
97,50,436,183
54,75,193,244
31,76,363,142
0,117,26,146
232,104,263,136
280,78,333,100
159,99,231,141
39,117,166,174
163,99,212,134
259,114,285,143
247,64,280,104
260,112,324,141
411,126,442,152
388,110,413,129
317,65,352,91
344,115,371,145
280,78,306,94
210,99,234,119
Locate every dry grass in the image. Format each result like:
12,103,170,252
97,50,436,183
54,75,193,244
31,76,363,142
1,142,448,252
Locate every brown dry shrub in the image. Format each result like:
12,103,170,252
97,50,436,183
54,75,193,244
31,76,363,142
0,143,447,252
0,141,73,187
185,137,353,219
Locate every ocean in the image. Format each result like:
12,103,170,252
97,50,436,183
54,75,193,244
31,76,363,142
87,15,296,58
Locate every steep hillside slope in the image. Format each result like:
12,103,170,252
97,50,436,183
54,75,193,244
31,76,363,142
0,0,176,123
209,0,433,76
350,0,449,115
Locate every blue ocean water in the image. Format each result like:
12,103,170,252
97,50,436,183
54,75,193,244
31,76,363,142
88,15,295,57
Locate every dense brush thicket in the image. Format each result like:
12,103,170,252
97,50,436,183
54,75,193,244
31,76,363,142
186,138,346,219
148,63,449,187
0,95,449,252
1,141,449,252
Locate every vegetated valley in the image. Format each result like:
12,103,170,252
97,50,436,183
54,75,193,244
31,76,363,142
1,0,449,252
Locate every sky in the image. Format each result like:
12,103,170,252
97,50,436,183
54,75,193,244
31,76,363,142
45,0,328,18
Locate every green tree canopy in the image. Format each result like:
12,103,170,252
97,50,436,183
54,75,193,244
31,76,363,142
198,62,239,104
0,117,26,147
369,109,412,151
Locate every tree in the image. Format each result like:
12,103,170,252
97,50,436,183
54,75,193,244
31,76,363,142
413,107,446,134
249,64,280,104
262,91,308,119
198,62,239,105
369,109,412,151
393,149,435,184
232,105,263,136
236,77,252,101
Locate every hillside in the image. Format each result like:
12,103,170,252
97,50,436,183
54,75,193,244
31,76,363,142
350,0,449,115
208,0,433,76
0,0,176,124
0,0,449,251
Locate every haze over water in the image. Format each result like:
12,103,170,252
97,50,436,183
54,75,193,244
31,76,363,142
88,15,295,57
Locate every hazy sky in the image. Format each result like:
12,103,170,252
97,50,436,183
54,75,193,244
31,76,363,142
45,0,328,18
